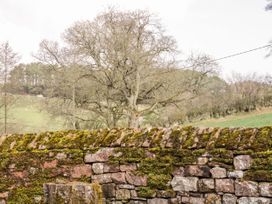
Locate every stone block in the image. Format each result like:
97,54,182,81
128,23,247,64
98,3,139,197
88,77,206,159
102,183,116,198
210,167,227,178
126,172,147,186
116,189,131,200
259,182,272,197
147,198,168,204
71,164,92,179
184,165,211,177
222,193,237,204
92,163,104,174
171,176,198,192
198,179,214,193
234,155,252,170
227,170,243,179
111,172,127,184
205,193,221,204
84,148,114,163
215,179,234,193
235,181,259,197
92,173,112,184
238,197,271,204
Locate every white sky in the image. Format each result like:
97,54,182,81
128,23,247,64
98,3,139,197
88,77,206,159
0,0,271,78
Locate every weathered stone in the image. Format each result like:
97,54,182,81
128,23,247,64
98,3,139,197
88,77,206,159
120,164,137,172
102,183,116,198
237,197,271,204
116,189,130,200
197,157,209,165
126,172,147,186
215,179,234,193
43,160,58,169
188,197,205,204
71,164,92,178
205,193,221,204
169,196,182,204
171,167,185,176
210,167,227,178
130,189,138,198
118,184,135,189
171,176,198,192
92,173,112,183
56,153,67,160
111,172,127,184
184,165,211,177
128,200,147,204
44,182,102,204
104,163,120,173
222,194,237,204
234,155,252,170
259,182,272,197
235,181,259,197
147,198,168,204
227,170,243,179
92,163,104,174
198,179,214,193
84,148,114,163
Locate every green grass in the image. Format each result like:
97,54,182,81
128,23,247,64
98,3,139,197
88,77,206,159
189,109,272,128
0,95,66,133
1,94,272,133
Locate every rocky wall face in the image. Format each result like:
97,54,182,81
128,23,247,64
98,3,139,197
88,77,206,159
0,127,271,203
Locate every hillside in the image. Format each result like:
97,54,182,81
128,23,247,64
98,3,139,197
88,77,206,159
189,108,272,128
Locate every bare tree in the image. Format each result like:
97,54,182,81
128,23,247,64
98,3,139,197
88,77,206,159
0,42,19,134
36,9,218,128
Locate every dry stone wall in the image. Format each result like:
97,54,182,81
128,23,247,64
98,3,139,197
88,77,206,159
0,127,271,203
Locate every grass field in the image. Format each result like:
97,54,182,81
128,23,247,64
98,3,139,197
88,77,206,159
0,95,65,133
189,108,272,128
1,94,272,133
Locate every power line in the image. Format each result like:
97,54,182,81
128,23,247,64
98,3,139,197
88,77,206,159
183,44,272,70
152,44,272,77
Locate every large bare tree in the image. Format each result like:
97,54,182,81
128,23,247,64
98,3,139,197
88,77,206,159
0,42,19,134
37,9,218,128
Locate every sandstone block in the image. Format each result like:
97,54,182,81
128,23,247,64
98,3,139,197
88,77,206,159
238,197,271,204
215,179,234,193
126,172,147,186
116,189,131,200
227,170,243,179
222,193,237,204
71,164,92,179
184,165,211,177
92,163,104,174
234,155,252,170
198,179,214,193
111,172,127,184
84,148,114,163
235,181,259,197
259,182,272,197
120,164,137,172
205,193,221,204
147,198,168,204
92,173,112,183
210,167,227,178
171,176,198,192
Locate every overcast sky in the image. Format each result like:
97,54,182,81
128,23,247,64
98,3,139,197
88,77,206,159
0,0,271,78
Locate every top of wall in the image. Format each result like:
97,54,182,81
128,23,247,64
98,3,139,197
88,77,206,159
0,126,271,152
